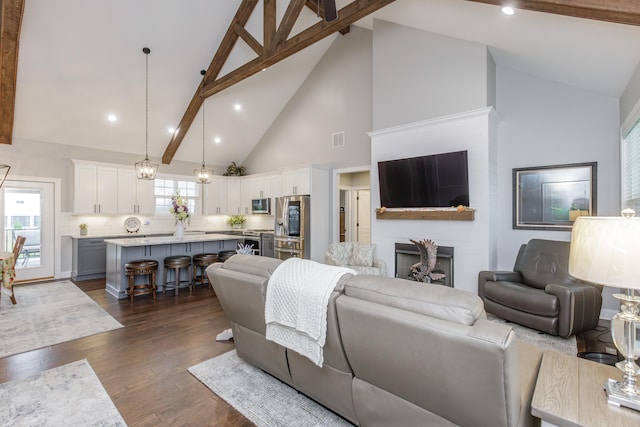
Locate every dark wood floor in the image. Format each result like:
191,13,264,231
0,278,616,426
0,279,252,427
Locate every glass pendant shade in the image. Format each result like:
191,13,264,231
136,157,158,180
0,163,10,187
194,164,214,184
194,69,213,184
136,47,158,180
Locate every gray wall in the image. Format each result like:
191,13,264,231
242,26,373,173
621,60,640,125
495,66,621,314
0,137,211,211
372,19,493,130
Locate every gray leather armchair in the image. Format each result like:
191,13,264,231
478,239,602,338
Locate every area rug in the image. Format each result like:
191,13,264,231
0,281,123,358
487,314,577,355
189,350,353,427
0,359,126,426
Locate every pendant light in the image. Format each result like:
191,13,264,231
194,69,214,184
135,47,158,180
0,163,10,187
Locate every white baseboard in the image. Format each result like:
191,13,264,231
59,270,72,280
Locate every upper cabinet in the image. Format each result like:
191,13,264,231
203,177,229,215
73,161,118,214
227,179,242,215
282,167,311,196
117,168,155,214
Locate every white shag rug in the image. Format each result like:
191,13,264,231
189,350,354,427
0,281,123,358
0,359,126,426
487,314,577,355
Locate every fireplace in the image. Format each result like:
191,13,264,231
395,243,454,287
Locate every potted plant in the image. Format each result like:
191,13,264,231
227,215,246,229
79,223,88,236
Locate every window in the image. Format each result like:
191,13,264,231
623,119,640,212
154,178,199,216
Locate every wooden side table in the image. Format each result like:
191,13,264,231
532,350,640,427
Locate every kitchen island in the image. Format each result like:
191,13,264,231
104,233,238,299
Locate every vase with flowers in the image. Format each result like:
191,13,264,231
79,223,88,236
170,192,190,238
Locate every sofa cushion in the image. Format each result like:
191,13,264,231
484,280,558,317
344,275,484,326
349,244,375,267
221,254,281,278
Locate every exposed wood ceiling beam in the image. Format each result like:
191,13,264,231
0,0,24,145
466,0,640,26
162,0,393,164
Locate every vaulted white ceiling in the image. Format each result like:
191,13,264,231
12,0,640,168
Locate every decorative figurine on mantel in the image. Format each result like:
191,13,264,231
409,238,446,283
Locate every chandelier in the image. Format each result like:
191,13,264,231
135,47,158,180
194,69,214,184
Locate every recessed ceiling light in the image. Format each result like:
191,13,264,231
234,104,242,111
168,127,176,134
214,137,221,144
501,6,515,15
107,114,117,122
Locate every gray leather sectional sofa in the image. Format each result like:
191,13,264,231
207,254,543,427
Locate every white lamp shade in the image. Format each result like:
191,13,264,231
569,216,640,290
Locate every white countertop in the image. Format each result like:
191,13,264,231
104,233,240,247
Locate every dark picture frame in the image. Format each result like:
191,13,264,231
513,162,597,231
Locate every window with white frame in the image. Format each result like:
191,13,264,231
623,119,640,213
154,178,199,216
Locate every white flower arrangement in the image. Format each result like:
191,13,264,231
169,192,191,224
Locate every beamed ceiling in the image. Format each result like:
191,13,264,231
4,0,640,167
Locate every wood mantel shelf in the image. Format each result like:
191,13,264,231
375,208,475,221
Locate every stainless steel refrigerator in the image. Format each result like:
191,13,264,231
274,195,310,260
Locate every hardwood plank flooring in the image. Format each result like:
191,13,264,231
0,278,617,426
0,279,253,427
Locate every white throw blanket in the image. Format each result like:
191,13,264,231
265,258,355,367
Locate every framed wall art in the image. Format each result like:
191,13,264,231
513,162,597,231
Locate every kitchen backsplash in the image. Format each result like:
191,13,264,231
60,212,275,237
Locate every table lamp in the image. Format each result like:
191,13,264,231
569,210,640,410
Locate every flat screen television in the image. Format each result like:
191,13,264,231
378,150,469,208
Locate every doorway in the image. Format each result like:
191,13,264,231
334,168,371,244
1,180,55,282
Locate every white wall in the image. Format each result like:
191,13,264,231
620,60,640,124
495,66,621,315
370,108,498,295
372,19,493,130
242,26,373,173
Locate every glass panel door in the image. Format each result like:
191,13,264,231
2,181,54,282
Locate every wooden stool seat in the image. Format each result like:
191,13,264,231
163,255,192,295
218,250,236,262
192,253,219,289
124,259,158,303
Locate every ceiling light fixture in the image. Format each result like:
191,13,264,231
214,137,221,144
234,103,242,111
107,114,117,122
501,6,515,15
135,47,159,180
168,127,176,134
194,69,214,184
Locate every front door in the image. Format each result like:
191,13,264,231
1,180,55,282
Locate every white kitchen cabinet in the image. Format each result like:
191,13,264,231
227,178,242,215
253,175,271,198
73,162,118,214
270,174,282,199
203,177,228,215
281,167,311,196
117,168,155,214
240,178,254,215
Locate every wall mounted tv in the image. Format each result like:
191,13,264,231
378,150,469,208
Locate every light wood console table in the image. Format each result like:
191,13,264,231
532,350,640,427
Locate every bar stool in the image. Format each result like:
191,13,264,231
218,250,236,262
124,259,158,303
192,253,219,290
163,255,192,296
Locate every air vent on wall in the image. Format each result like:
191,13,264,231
332,131,345,149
